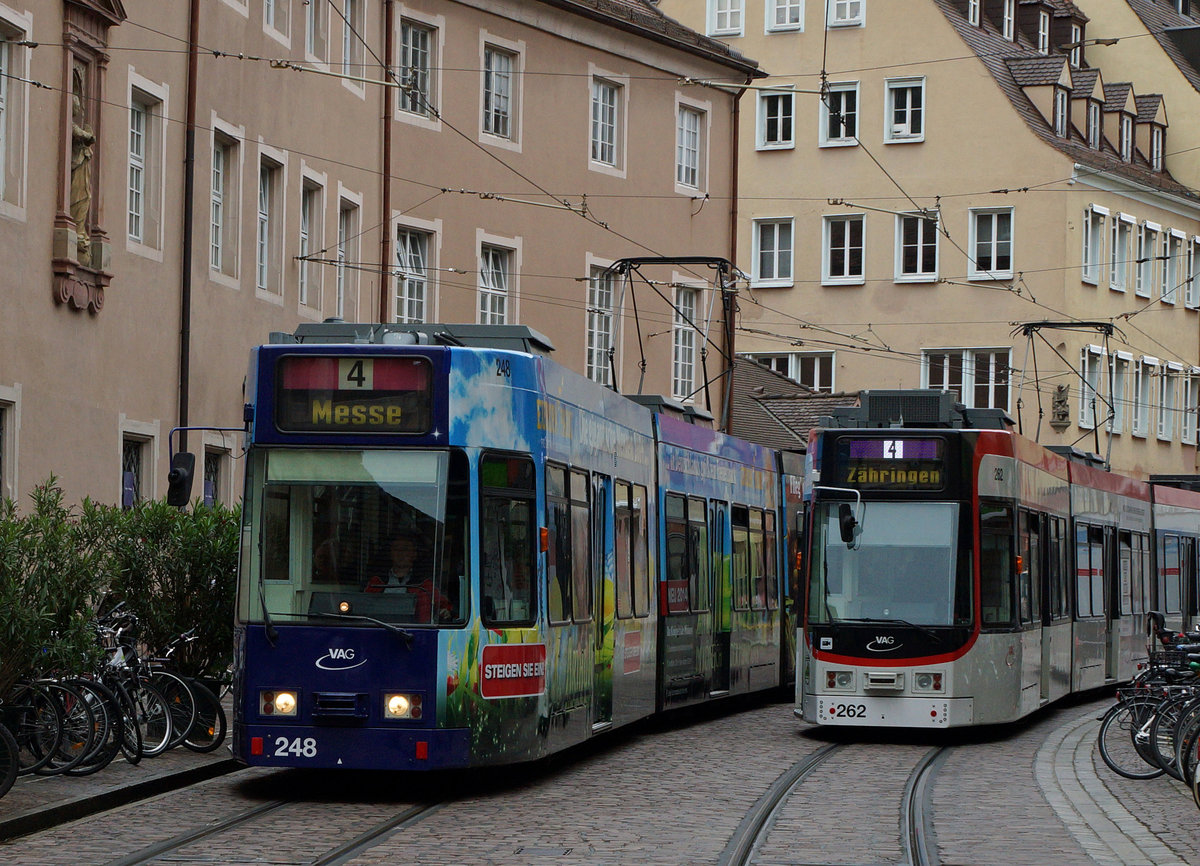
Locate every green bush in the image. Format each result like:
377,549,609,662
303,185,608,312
0,481,106,695
0,480,240,692
103,499,240,680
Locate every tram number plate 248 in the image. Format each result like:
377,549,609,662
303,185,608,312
274,736,318,758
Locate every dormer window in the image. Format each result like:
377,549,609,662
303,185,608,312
1069,24,1082,67
1037,11,1050,54
1150,125,1165,171
1053,87,1069,137
1087,99,1101,149
1002,0,1015,40
968,0,980,26
1176,0,1190,15
1120,113,1133,162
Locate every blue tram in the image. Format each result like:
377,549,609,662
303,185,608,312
198,322,791,770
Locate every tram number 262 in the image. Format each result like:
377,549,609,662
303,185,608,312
828,703,868,719
274,736,318,758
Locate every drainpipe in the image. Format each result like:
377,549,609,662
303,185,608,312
178,0,200,452
378,0,395,324
722,79,750,433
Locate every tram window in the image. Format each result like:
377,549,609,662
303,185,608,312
765,511,778,611
690,498,709,612
665,493,689,613
615,482,633,619
979,502,1014,627
732,506,750,611
1047,516,1069,620
1119,531,1134,617
1129,532,1146,615
1075,523,1106,618
546,464,572,624
632,485,650,617
1160,534,1183,615
748,509,765,610
1018,510,1040,625
570,470,592,622
263,487,292,582
480,454,536,627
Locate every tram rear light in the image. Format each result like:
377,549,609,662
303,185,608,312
826,670,853,690
385,692,423,720
260,690,298,717
913,672,944,693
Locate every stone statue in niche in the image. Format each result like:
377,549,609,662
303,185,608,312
1050,383,1071,431
70,68,94,260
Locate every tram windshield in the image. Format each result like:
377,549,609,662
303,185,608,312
807,500,970,627
238,448,469,627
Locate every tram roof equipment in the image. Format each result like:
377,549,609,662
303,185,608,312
817,389,1013,431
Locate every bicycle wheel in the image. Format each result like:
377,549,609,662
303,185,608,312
151,671,196,750
35,681,97,776
5,681,64,775
126,681,171,758
1176,700,1200,786
182,678,227,753
1098,697,1166,780
63,679,123,776
1148,693,1190,781
0,722,18,799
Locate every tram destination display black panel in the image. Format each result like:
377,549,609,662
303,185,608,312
275,355,433,434
832,437,945,491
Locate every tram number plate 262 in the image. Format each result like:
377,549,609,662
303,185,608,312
274,736,318,758
828,703,867,719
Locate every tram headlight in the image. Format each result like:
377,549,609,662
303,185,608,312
825,670,854,691
384,692,423,720
913,671,944,693
261,690,299,717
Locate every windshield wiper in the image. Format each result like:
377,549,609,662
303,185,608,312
838,617,944,645
313,610,415,647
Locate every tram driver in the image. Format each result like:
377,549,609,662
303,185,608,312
366,534,451,622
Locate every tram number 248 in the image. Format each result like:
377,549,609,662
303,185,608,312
275,736,318,758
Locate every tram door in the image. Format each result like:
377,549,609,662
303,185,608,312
711,502,731,694
592,474,613,730
1104,528,1119,682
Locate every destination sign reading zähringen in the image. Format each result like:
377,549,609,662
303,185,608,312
275,356,432,433
834,437,945,490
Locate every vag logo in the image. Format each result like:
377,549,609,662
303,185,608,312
316,647,367,670
865,635,901,652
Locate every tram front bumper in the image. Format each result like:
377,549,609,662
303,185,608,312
237,723,471,770
800,694,974,727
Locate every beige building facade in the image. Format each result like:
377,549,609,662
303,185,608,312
658,0,1200,480
0,0,758,507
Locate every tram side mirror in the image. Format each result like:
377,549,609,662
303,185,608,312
166,452,196,507
838,503,859,548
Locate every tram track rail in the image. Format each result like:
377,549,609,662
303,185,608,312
720,742,951,866
103,798,441,866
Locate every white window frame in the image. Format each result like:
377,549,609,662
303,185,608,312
1183,369,1200,445
1132,356,1157,438
1119,113,1134,162
1053,87,1068,137
967,0,980,26
823,213,865,285
1110,352,1131,435
1081,205,1106,285
395,218,439,324
304,0,327,63
1037,10,1050,54
476,229,521,325
1150,125,1165,172
0,7,31,218
1087,100,1101,149
767,0,804,32
885,77,924,143
341,0,363,88
263,0,291,45
1187,237,1200,309
1136,221,1159,298
1001,0,1014,40
1070,24,1082,67
752,218,794,287
586,259,618,387
0,383,20,503
126,71,168,259
395,10,443,129
589,68,628,176
336,188,361,320
819,81,858,147
826,0,863,27
895,212,938,282
256,143,287,301
118,416,160,508
1159,363,1182,442
672,285,699,401
209,116,244,287
923,348,1011,411
709,0,744,35
968,207,1013,280
1163,230,1184,305
298,171,324,312
480,34,524,151
1079,345,1104,429
674,95,710,194
757,87,795,150
1110,213,1134,293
